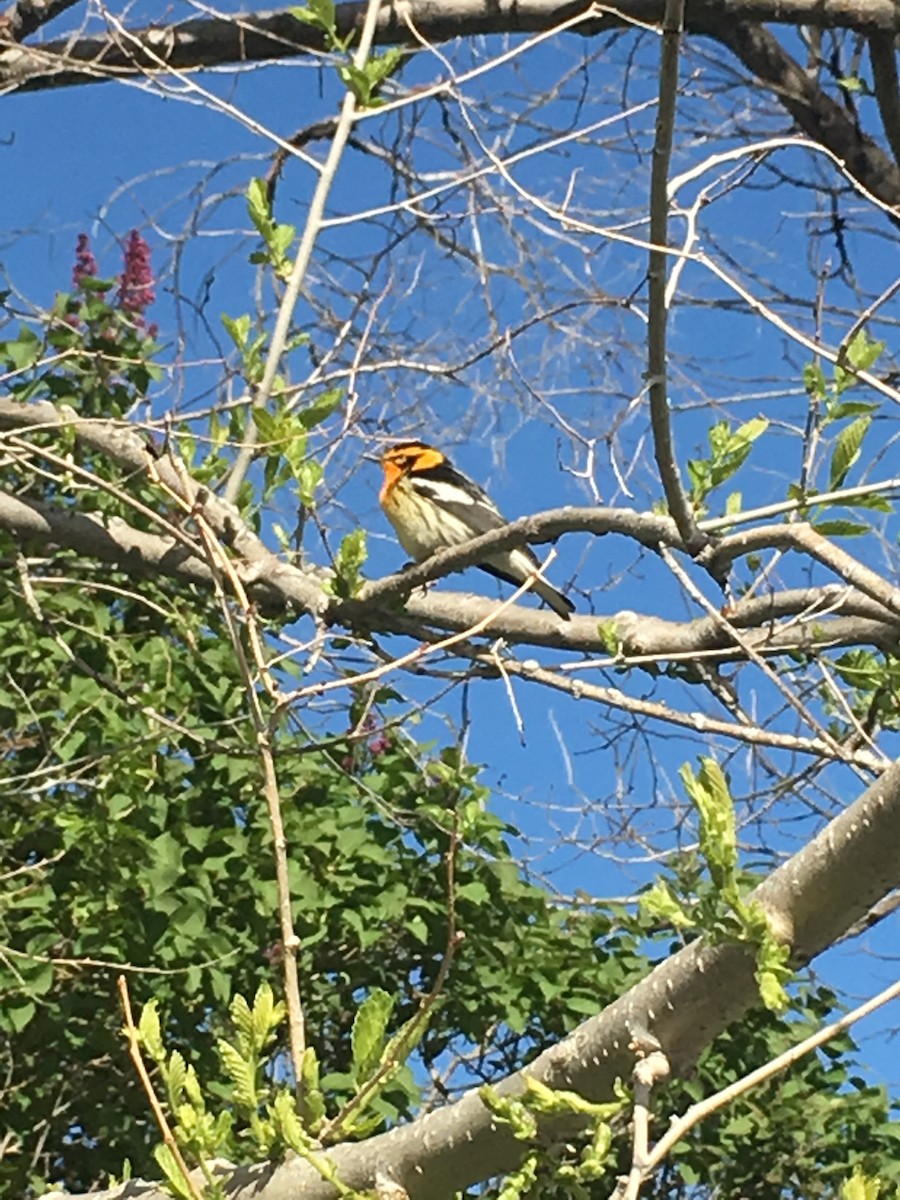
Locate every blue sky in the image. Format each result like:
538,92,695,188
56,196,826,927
4,0,900,1104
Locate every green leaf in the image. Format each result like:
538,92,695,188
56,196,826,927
297,458,324,508
828,415,871,490
639,880,695,930
845,329,885,374
842,1167,882,1200
269,1089,313,1153
803,361,827,400
153,1145,193,1200
299,1047,326,1131
297,388,342,431
731,416,769,447
681,758,737,891
0,1000,36,1033
217,1037,258,1111
687,418,768,504
221,313,252,352
812,519,870,538
246,177,272,234
339,63,370,105
597,619,621,655
166,1049,188,1108
251,406,285,447
833,331,885,396
356,47,404,102
351,988,394,1083
138,1000,164,1061
230,992,254,1051
3,325,42,372
824,399,879,423
291,0,336,36
330,528,367,599
522,1076,624,1120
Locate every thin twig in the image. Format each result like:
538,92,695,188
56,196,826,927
659,546,865,770
647,0,699,550
473,651,884,772
700,476,900,533
117,976,204,1200
641,976,900,1184
321,816,463,1142
291,556,562,703
709,522,900,620
617,1043,670,1200
189,506,308,1093
146,443,310,1093
836,266,900,372
223,0,386,502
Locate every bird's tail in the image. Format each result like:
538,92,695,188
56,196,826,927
532,577,575,621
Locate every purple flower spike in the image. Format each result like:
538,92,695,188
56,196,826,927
117,230,156,317
72,233,99,288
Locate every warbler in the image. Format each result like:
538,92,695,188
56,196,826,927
378,441,575,620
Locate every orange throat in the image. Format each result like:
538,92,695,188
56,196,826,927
379,460,404,506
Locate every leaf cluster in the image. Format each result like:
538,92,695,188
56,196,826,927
639,758,791,1012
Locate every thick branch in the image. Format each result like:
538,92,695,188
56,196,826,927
4,0,900,94
3,486,897,654
705,17,900,215
0,0,81,41
0,396,329,616
708,521,900,618
868,31,900,167
388,587,900,655
47,755,900,1200
353,507,680,607
2,435,899,658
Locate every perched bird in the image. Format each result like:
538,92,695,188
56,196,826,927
378,440,574,620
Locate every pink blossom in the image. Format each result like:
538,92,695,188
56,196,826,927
72,233,99,288
117,230,156,317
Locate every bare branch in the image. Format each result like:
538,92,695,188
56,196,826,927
117,977,204,1200
0,397,329,615
2,478,898,660
707,521,900,618
868,31,900,168
647,0,701,549
466,650,885,771
641,975,900,1187
0,0,81,42
223,0,387,503
706,18,900,217
190,510,309,1093
4,0,900,96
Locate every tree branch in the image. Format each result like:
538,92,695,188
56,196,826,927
705,17,900,216
868,31,900,168
0,0,81,42
222,0,387,503
45,753,900,1200
0,397,330,616
4,0,900,95
647,0,702,549
2,470,899,659
465,648,885,771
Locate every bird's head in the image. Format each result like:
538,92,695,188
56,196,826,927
379,441,447,480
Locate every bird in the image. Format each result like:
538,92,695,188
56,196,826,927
378,440,575,620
